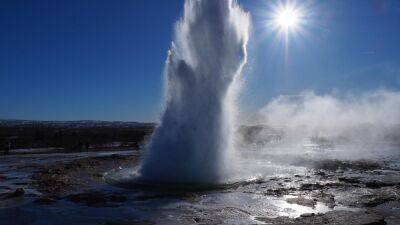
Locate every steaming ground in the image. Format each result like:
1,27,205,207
115,89,400,187
253,89,400,149
1,91,400,224
1,138,399,225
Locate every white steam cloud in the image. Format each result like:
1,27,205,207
260,90,400,128
252,90,400,147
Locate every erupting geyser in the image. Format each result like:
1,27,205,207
138,0,250,184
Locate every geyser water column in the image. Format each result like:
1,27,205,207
139,0,250,184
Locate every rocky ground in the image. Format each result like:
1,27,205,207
251,161,400,225
1,151,400,225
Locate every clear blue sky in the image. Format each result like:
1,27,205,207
1,0,399,121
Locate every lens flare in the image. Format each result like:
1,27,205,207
273,5,302,31
265,2,307,52
276,8,299,29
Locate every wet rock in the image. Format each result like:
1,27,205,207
34,195,57,205
334,186,400,208
300,183,325,191
300,212,315,217
65,192,127,207
315,171,326,176
30,154,139,196
13,182,29,185
314,159,380,171
0,174,7,181
363,197,395,207
13,188,25,197
312,191,336,208
286,196,317,208
265,187,295,197
339,176,361,184
1,188,25,199
31,170,75,195
256,210,385,225
372,200,400,225
365,180,394,189
105,220,154,225
93,173,104,177
359,187,400,207
385,214,400,225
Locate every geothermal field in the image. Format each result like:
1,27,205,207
1,0,400,225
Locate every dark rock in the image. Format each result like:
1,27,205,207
66,192,127,207
312,191,336,208
0,174,7,181
34,195,57,205
366,181,391,189
265,187,296,197
13,188,25,197
385,213,400,225
314,159,380,171
93,173,104,177
30,154,139,196
1,188,25,199
300,183,325,191
315,171,326,176
359,187,400,207
339,176,361,184
105,220,154,225
256,210,385,225
300,212,315,217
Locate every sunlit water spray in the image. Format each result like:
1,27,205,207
136,0,250,184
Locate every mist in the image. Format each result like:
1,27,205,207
240,89,400,160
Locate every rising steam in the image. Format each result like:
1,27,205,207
138,0,250,183
253,90,400,147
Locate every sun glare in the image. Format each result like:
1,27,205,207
268,2,305,37
266,2,307,55
276,8,299,29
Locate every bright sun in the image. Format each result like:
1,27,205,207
271,4,303,34
267,2,307,49
276,8,299,29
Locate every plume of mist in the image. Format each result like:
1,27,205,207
250,90,400,148
138,0,250,183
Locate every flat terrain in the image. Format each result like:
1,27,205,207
1,121,400,224
0,120,154,153
1,144,399,225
